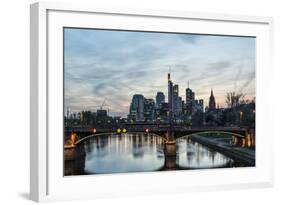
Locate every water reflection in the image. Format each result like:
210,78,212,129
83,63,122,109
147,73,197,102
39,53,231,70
176,136,233,169
65,133,234,175
83,133,165,174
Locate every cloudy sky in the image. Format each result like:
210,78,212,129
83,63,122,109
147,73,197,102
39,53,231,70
64,28,255,117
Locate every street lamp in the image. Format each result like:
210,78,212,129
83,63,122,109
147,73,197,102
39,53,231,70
92,128,97,134
239,111,243,126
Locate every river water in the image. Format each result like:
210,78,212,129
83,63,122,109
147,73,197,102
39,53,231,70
77,133,234,175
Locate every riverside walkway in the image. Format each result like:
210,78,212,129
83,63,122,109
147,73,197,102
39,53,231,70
189,135,255,166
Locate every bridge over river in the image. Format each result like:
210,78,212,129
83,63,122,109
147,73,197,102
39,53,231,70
65,124,248,140
64,124,255,175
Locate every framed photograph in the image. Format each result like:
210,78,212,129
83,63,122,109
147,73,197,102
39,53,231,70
30,2,274,202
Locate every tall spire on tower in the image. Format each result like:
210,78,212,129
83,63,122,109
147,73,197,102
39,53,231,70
167,66,173,117
209,88,216,110
168,66,171,81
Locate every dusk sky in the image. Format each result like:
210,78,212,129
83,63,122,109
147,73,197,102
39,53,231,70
64,28,255,117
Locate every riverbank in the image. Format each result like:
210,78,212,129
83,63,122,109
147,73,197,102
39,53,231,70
189,135,255,166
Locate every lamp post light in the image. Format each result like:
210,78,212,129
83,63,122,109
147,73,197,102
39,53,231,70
92,128,97,134
239,111,243,126
252,109,255,128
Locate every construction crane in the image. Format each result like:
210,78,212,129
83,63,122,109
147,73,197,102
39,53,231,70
93,98,110,114
100,99,106,110
99,99,110,114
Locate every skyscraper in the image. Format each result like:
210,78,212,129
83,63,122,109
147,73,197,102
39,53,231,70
199,99,204,112
173,84,178,115
159,102,169,122
208,88,216,110
173,84,182,117
177,96,183,116
168,72,174,117
186,87,194,115
144,98,155,122
173,84,179,96
156,92,165,109
129,94,145,122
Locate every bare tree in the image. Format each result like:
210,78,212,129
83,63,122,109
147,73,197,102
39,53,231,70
226,92,244,108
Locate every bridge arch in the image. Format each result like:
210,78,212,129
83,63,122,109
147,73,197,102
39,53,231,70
146,130,246,140
74,131,164,145
177,130,246,139
69,129,246,146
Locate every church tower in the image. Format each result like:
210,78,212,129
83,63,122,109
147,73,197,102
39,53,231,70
208,88,216,110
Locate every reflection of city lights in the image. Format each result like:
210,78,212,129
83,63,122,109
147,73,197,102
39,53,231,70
246,135,251,147
242,139,246,147
247,139,251,147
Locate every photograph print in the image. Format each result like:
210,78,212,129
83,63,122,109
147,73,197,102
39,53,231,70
63,28,256,176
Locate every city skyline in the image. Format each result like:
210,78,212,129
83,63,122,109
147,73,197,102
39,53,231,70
64,28,255,117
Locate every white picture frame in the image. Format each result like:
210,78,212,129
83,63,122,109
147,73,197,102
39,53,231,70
30,2,274,202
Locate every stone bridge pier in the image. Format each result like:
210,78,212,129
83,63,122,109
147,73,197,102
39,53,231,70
164,130,177,157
